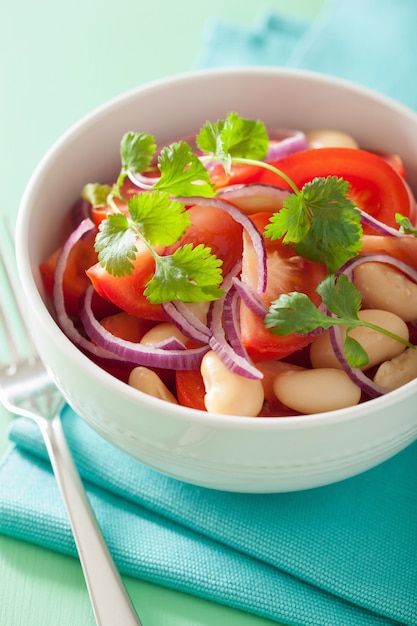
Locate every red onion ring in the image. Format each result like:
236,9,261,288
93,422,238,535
232,276,268,319
217,183,290,213
207,263,262,380
52,218,124,361
80,286,209,369
265,129,309,161
162,301,211,343
328,325,389,398
175,195,267,294
359,210,404,237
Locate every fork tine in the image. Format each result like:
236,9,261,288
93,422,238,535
0,217,37,368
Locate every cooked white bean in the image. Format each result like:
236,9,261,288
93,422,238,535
374,347,417,390
201,350,264,416
305,129,359,149
140,322,187,346
310,309,409,370
273,368,361,414
128,367,178,404
353,262,417,322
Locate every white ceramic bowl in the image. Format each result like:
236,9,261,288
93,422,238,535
16,67,417,492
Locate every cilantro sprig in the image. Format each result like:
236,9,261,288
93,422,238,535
90,112,376,306
264,176,363,273
265,274,414,368
95,191,224,304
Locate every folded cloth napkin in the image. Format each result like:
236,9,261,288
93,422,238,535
0,408,416,625
2,1,417,625
199,0,417,111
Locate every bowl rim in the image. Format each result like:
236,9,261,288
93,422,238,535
15,65,417,431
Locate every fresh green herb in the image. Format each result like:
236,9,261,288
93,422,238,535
264,176,363,273
117,131,156,190
396,212,417,235
92,112,368,306
265,274,414,368
153,141,214,197
196,111,269,175
94,191,224,304
82,183,112,208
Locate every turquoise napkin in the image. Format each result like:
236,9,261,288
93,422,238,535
2,1,417,624
199,0,417,111
1,408,416,625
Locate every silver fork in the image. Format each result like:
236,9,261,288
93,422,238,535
0,219,142,626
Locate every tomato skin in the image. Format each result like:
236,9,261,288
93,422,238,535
258,147,416,230
175,369,207,411
240,212,327,361
165,205,243,276
39,228,116,318
87,241,167,322
209,163,263,189
87,205,243,320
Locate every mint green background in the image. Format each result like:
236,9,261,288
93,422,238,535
0,1,323,624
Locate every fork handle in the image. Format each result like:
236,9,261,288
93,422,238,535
39,414,142,626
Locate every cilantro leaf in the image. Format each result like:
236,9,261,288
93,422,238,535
316,273,362,319
120,131,156,175
396,212,417,235
265,273,413,368
264,291,330,335
265,176,363,273
144,243,224,304
196,112,269,174
128,191,190,246
154,141,214,197
81,183,112,208
95,213,137,276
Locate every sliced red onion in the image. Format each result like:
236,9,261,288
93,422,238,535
359,209,404,237
52,218,124,361
328,325,389,398
232,276,268,319
162,301,211,343
80,286,209,369
222,287,248,359
337,252,417,284
151,336,187,350
175,195,267,294
208,263,262,380
127,170,160,190
217,183,290,213
265,129,308,161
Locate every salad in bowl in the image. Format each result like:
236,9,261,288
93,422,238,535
16,68,417,492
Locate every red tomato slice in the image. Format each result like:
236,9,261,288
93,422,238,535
39,228,116,318
209,163,263,189
258,147,417,230
87,205,243,320
240,212,327,361
176,369,207,411
87,239,167,321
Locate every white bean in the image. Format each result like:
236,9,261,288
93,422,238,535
140,322,187,346
310,309,409,370
201,350,264,416
273,368,361,414
305,129,359,149
128,367,178,404
353,262,417,322
374,347,417,390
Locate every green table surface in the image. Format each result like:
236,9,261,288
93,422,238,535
0,1,323,624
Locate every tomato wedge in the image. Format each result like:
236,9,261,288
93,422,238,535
257,147,417,230
39,228,116,319
240,212,327,361
87,205,243,320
